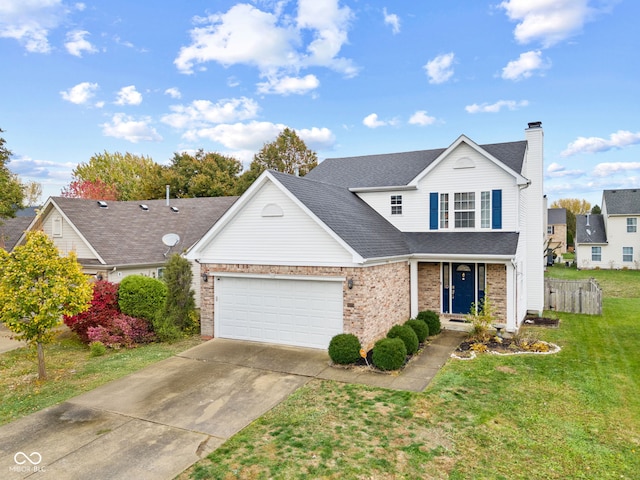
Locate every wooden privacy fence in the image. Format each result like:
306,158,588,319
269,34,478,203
544,278,602,315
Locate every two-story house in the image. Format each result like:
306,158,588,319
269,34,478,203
187,122,546,350
575,189,640,269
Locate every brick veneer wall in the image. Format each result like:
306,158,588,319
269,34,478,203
199,261,410,350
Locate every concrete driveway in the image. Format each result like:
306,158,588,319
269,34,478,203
0,331,464,479
0,340,329,480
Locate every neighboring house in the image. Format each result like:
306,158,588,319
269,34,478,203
17,196,238,306
0,207,38,251
547,208,567,259
575,189,640,270
187,122,546,350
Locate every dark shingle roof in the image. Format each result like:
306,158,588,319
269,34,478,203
51,196,237,266
603,189,640,215
405,232,520,256
0,216,35,251
548,208,567,224
271,171,519,259
270,171,410,259
575,214,607,244
305,140,527,188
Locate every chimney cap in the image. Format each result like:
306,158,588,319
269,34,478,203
528,121,542,129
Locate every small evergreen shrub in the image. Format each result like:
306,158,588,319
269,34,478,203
372,337,407,371
64,280,120,343
405,319,429,343
89,341,107,357
387,324,418,355
161,254,198,335
328,333,362,365
416,310,441,335
152,312,183,343
118,275,167,322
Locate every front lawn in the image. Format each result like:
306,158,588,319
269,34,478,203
186,267,640,479
0,330,203,425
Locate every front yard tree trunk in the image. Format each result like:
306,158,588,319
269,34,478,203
37,342,47,380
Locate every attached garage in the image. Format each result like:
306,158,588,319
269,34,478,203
214,275,344,349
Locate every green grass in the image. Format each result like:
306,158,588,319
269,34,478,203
0,329,203,425
186,268,640,479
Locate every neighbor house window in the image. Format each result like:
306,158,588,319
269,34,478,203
623,247,633,262
547,225,555,234
591,246,602,262
481,191,491,228
454,192,475,228
157,268,165,279
391,195,402,215
628,218,637,233
440,193,449,228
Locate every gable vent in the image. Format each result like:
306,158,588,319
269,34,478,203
139,204,149,211
97,201,108,208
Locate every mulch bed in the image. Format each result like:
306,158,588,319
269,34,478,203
523,315,560,327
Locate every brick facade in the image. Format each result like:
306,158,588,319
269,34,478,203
199,261,410,350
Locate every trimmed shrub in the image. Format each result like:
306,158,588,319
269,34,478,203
64,280,120,343
372,337,407,371
89,341,107,357
328,333,362,365
86,313,155,348
405,319,429,343
387,324,419,355
118,275,167,322
416,310,441,336
161,254,198,335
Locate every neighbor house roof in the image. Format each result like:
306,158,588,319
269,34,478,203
575,214,607,244
33,196,238,266
603,189,640,215
548,208,567,224
0,215,35,251
305,140,527,189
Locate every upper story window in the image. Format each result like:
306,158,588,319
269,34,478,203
547,225,555,235
627,218,637,233
439,194,449,228
391,195,402,215
481,191,491,228
454,192,475,228
591,246,602,262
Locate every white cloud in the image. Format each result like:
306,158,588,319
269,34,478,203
164,87,182,99
60,82,99,105
545,162,584,178
499,0,597,48
8,155,75,181
115,85,142,106
101,113,162,143
424,53,455,84
363,113,386,128
296,127,335,150
257,74,320,95
408,110,436,126
64,30,97,57
174,1,357,84
383,8,400,34
184,120,287,151
161,97,260,129
501,50,550,81
465,99,529,113
592,162,640,177
562,130,640,156
0,0,68,53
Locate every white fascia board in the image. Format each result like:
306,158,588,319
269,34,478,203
410,134,529,186
194,257,365,268
349,185,418,193
210,272,346,282
410,253,514,263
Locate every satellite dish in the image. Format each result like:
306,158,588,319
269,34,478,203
162,233,180,247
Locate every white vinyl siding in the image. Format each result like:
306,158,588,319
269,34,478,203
198,181,354,265
42,210,96,260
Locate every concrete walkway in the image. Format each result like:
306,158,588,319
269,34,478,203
0,325,25,354
0,330,465,479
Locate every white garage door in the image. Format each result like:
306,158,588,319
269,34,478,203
215,276,344,349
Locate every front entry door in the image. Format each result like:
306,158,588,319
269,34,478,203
452,263,475,314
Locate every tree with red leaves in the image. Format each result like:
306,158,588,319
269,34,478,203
61,179,118,200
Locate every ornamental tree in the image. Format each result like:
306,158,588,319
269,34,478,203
0,231,92,380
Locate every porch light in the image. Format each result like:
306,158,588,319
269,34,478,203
202,273,208,282
347,278,354,289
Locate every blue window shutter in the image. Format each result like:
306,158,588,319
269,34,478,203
492,189,502,229
430,192,438,230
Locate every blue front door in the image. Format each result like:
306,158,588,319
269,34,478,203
452,263,475,314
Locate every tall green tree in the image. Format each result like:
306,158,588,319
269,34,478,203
0,128,25,220
0,231,92,380
550,198,592,245
69,151,162,201
239,128,317,192
160,254,197,337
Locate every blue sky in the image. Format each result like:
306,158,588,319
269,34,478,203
2,0,638,207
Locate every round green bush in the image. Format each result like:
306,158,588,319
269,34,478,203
118,275,168,322
405,319,429,343
387,324,418,355
416,310,441,335
372,337,407,371
328,333,362,365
